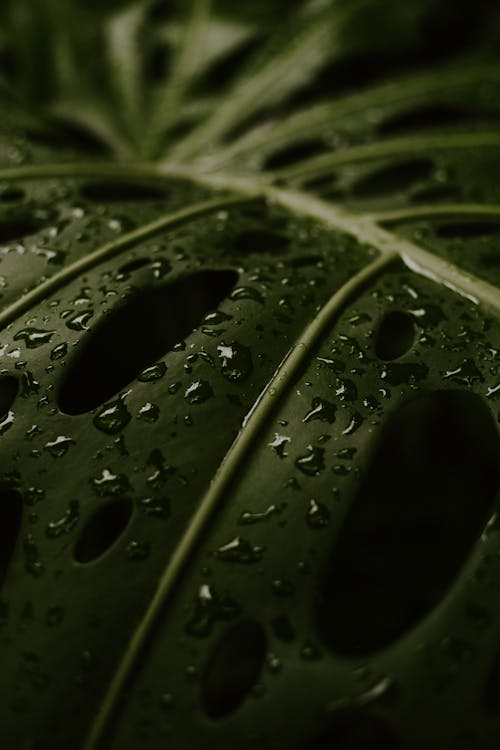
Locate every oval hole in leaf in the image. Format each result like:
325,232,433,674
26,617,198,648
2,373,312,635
202,620,267,718
379,104,496,136
307,711,401,750
80,182,170,203
352,158,434,197
0,375,18,419
0,218,40,244
0,488,23,586
264,139,327,170
1,187,25,203
484,641,500,713
435,221,500,239
231,230,289,255
375,311,416,360
58,269,238,414
317,390,500,656
74,498,133,564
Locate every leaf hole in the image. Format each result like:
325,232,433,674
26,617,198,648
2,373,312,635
202,620,267,718
351,159,434,198
263,139,328,170
79,182,170,203
1,187,26,203
74,498,133,564
317,390,500,656
0,488,23,587
307,710,401,750
434,221,500,239
0,218,41,244
379,104,498,136
375,311,416,360
0,375,18,419
58,269,238,414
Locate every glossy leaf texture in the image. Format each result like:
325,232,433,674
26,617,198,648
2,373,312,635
0,2,499,749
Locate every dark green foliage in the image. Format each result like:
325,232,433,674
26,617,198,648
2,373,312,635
0,2,499,749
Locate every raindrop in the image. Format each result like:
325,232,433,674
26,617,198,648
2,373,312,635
58,270,237,414
14,327,55,349
138,402,159,422
375,311,416,360
44,435,75,458
185,585,241,637
317,390,500,656
184,380,213,404
202,621,267,718
93,397,132,435
0,488,23,586
306,499,331,529
137,362,167,382
46,500,79,538
303,397,336,424
230,286,264,303
74,498,133,563
117,258,151,277
218,341,253,382
295,446,325,476
216,536,263,564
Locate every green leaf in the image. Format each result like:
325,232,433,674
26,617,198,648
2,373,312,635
0,1,500,748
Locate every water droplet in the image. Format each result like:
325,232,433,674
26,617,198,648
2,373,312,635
266,652,282,673
184,380,213,404
443,358,483,386
335,378,358,403
138,402,160,422
93,396,131,435
23,533,43,576
65,309,94,331
343,411,363,435
125,539,151,561
185,584,241,637
44,435,75,458
137,495,170,519
268,433,290,458
14,327,55,349
230,286,264,304
306,499,330,529
50,342,68,361
217,341,253,382
239,505,279,525
216,536,264,564
46,500,79,537
91,468,131,496
295,445,325,476
300,640,322,660
303,397,336,423
137,362,167,382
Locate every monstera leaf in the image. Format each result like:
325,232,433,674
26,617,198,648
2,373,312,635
1,1,500,748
